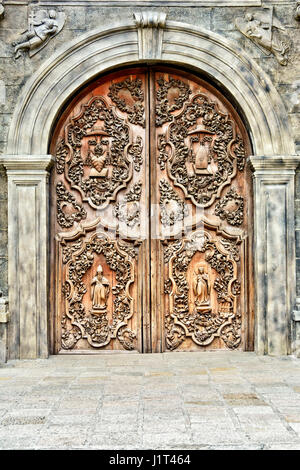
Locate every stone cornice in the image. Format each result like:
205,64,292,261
248,155,300,172
5,1,262,6
0,155,55,171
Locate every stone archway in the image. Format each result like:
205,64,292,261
0,14,298,358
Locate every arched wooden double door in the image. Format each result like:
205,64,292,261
50,66,253,354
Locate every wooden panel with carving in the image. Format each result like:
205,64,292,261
49,66,253,354
150,68,253,352
50,69,149,353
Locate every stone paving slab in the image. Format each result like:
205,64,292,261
0,351,300,449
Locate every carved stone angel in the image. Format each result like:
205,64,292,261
13,9,65,59
235,8,290,65
193,265,211,306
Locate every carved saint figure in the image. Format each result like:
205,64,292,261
91,264,110,310
13,9,64,59
193,265,211,306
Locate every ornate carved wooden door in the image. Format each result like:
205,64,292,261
50,67,253,354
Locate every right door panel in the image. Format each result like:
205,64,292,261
150,68,253,352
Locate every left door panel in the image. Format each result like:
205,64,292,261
49,69,149,353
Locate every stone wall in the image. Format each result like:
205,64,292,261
0,0,299,344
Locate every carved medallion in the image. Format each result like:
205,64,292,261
56,78,146,210
156,77,246,208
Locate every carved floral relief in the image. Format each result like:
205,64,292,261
163,227,243,351
155,76,246,208
55,77,145,213
60,230,137,351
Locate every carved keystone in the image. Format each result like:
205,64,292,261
133,11,167,60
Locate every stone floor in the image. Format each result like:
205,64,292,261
0,351,300,450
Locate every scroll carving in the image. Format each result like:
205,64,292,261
156,77,191,127
128,136,144,172
108,78,145,127
215,188,244,226
156,77,246,208
56,182,86,228
56,139,69,174
159,179,188,226
114,182,142,228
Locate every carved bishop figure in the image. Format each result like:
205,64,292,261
91,264,110,310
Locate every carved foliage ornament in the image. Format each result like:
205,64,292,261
156,77,246,208
235,7,290,65
156,77,192,127
108,78,145,127
114,182,142,228
13,9,65,59
61,232,137,351
215,188,244,226
56,182,87,228
159,179,188,226
164,229,242,350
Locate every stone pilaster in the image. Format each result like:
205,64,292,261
249,155,300,355
0,155,54,359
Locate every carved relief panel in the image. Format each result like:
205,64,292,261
50,69,148,353
50,67,252,353
151,69,252,352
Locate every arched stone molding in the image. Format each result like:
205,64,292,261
5,19,295,157
1,17,299,359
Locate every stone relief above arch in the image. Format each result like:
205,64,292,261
235,7,290,65
5,17,295,157
12,8,65,59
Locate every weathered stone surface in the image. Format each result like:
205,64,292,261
0,352,299,449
